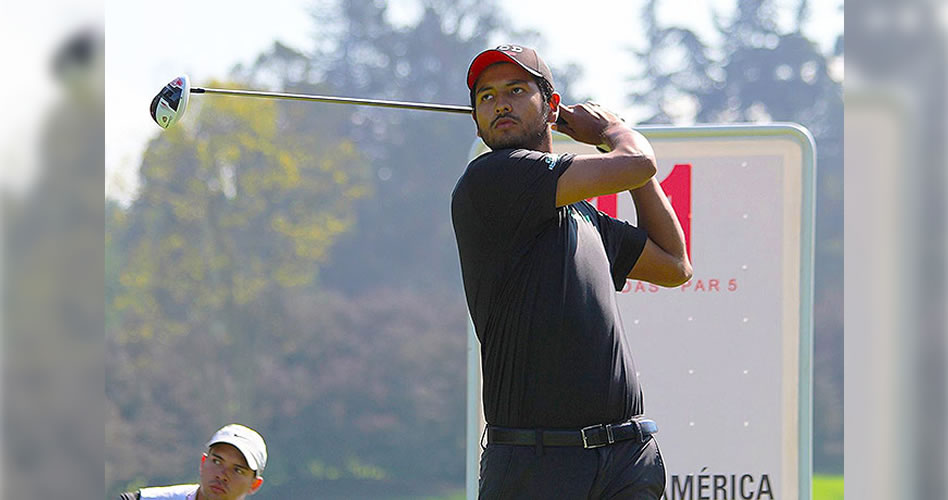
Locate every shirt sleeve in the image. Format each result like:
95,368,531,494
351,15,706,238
118,492,141,500
457,149,573,245
589,204,648,291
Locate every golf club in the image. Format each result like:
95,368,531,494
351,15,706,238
150,74,473,129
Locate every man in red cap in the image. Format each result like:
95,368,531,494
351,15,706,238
452,44,692,499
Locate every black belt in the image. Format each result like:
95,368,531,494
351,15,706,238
487,417,658,449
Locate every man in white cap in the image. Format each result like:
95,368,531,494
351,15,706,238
118,424,267,500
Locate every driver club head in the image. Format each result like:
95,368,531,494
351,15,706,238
150,75,190,129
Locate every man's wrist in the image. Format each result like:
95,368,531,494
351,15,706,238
599,123,635,151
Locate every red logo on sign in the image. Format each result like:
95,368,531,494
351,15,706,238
590,163,692,258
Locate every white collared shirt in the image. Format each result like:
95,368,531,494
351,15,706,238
138,484,199,500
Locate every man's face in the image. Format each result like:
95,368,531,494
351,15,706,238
472,62,555,150
198,443,262,500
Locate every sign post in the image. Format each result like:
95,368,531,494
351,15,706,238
465,124,816,500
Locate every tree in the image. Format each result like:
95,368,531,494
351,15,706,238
106,83,371,493
266,0,583,295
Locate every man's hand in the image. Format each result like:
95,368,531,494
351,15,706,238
552,102,657,208
553,102,627,149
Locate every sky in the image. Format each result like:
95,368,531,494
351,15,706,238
15,0,840,203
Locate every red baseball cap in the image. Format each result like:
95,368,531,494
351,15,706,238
467,44,555,91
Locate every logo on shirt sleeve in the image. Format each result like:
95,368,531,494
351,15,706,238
542,153,559,170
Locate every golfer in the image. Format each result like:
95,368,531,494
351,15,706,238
118,424,267,500
452,44,692,499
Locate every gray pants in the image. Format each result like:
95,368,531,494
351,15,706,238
478,435,666,499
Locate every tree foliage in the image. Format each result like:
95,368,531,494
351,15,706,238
107,80,372,491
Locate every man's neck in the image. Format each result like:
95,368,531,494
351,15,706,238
522,130,554,153
539,128,555,152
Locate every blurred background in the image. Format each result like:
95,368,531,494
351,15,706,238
0,0,882,498
2,0,104,498
845,1,947,500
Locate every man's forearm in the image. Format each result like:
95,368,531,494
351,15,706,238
630,178,688,261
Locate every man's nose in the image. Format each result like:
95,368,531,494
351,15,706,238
494,99,512,115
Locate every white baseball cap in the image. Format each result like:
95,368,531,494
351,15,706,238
206,424,268,475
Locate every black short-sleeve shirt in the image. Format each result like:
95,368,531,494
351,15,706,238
451,148,649,428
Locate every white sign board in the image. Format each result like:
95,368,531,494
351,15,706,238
465,124,815,500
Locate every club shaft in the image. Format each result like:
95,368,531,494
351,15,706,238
191,87,473,115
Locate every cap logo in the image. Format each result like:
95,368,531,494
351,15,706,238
496,44,524,53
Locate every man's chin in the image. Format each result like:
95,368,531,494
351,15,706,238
484,135,534,151
485,140,520,150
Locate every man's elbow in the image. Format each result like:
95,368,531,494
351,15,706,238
658,259,693,288
632,154,657,188
673,260,694,287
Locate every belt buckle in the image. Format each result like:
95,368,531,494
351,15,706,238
581,424,615,449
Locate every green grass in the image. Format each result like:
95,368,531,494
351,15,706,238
426,492,465,500
390,492,465,500
813,474,843,500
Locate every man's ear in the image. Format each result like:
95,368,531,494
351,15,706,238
547,93,561,124
249,476,264,494
200,453,207,473
472,112,481,138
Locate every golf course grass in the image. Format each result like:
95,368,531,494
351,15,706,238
813,474,844,500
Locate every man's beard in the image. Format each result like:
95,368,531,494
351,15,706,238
480,113,548,151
